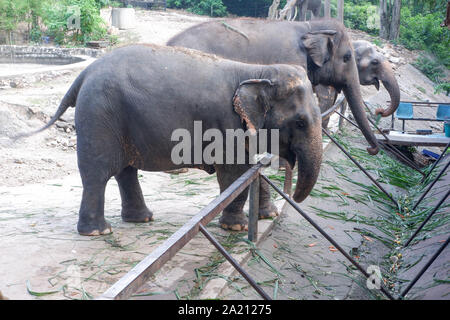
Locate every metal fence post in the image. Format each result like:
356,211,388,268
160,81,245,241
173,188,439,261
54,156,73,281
404,189,450,247
400,236,449,299
412,160,450,211
248,175,260,242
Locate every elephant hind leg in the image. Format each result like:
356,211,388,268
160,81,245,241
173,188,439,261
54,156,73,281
259,178,280,219
76,131,125,236
115,166,153,223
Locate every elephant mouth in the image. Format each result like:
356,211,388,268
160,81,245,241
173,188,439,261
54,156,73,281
372,78,380,91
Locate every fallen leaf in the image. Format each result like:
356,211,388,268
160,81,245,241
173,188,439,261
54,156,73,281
327,225,335,230
395,212,405,219
363,235,373,242
341,192,349,196
308,242,317,247
273,244,278,248
329,246,337,252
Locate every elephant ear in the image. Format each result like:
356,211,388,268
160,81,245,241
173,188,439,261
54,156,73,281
232,79,274,134
302,30,337,67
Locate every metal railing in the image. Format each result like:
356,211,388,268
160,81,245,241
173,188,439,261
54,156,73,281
98,97,448,301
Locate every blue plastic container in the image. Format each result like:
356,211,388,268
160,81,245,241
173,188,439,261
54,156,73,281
445,120,450,138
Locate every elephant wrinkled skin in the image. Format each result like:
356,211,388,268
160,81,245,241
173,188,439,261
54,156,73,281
168,18,379,155
27,45,323,236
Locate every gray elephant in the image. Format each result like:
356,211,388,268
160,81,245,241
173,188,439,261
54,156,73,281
168,18,379,155
353,40,400,117
27,45,323,235
301,0,322,20
288,0,321,21
319,40,400,128
167,18,393,214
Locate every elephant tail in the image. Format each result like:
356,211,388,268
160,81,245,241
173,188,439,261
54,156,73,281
13,70,86,140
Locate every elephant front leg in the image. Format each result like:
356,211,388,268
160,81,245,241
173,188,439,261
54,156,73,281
215,165,250,231
115,166,153,223
258,178,279,219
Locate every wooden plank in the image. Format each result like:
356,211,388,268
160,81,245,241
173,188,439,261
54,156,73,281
98,162,265,300
376,133,450,147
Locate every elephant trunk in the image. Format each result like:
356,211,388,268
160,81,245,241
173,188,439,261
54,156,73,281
292,125,323,203
343,84,379,155
375,62,400,117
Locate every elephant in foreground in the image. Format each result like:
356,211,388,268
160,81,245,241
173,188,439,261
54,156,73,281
319,40,400,128
168,18,380,155
28,45,323,235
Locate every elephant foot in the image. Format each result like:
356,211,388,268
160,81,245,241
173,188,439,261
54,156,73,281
259,203,279,219
121,206,154,223
219,213,248,231
77,219,112,236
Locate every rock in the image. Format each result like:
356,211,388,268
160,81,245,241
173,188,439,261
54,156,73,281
389,56,400,64
9,81,20,88
55,121,70,129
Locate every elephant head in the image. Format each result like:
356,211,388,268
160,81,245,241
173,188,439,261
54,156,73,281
302,20,379,155
353,40,400,117
232,65,322,203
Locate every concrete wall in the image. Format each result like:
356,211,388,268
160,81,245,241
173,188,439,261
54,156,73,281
0,45,104,65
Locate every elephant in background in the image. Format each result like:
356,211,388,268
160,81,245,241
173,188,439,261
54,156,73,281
168,18,384,217
277,0,322,21
318,40,400,129
353,40,400,117
168,18,380,155
301,0,322,20
25,45,323,235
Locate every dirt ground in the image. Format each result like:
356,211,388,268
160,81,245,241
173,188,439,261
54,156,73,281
0,8,448,300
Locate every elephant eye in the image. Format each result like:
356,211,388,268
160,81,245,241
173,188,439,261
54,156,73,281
296,117,307,128
343,52,352,63
371,59,379,65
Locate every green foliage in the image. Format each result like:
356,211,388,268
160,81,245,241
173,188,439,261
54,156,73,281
0,0,47,32
0,0,108,45
167,0,227,17
343,2,379,35
42,0,107,45
434,82,450,96
412,54,445,83
399,7,450,68
223,0,273,18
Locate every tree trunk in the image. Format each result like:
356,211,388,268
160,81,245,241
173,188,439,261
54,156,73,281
379,0,402,40
324,0,331,18
268,0,281,19
278,0,298,21
389,0,401,40
379,0,390,39
337,0,344,23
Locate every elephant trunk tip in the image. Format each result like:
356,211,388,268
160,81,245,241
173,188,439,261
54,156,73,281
374,107,387,117
292,190,308,203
